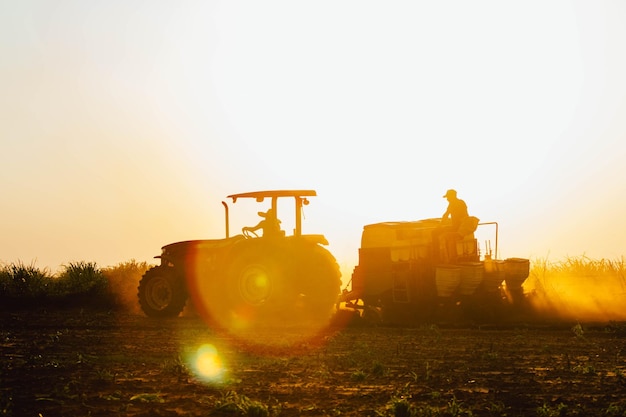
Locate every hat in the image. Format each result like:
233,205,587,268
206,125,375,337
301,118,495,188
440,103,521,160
443,189,457,198
258,208,274,218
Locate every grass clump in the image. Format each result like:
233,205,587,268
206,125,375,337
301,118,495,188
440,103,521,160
0,260,150,311
54,261,108,299
388,397,414,417
536,402,567,417
351,369,367,382
371,360,388,377
214,391,273,416
0,261,52,300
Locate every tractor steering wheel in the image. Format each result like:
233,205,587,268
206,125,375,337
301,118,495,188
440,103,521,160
242,227,259,239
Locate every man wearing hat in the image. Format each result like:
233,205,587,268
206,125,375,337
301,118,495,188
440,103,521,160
441,189,468,231
242,208,283,238
432,189,471,262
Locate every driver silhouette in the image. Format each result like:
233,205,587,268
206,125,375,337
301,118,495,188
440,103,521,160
242,208,282,238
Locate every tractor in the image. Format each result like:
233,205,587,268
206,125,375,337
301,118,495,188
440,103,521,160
338,218,530,324
137,190,342,331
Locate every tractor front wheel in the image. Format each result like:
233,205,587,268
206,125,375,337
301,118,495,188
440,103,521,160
138,267,187,318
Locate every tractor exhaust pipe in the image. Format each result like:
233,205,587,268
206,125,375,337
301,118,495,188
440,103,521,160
222,201,229,238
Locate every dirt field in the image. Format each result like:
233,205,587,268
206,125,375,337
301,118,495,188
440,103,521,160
2,310,626,416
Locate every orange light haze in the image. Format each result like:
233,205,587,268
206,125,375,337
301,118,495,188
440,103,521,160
1,1,625,293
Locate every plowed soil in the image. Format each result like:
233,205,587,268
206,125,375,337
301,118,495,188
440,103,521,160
2,310,626,416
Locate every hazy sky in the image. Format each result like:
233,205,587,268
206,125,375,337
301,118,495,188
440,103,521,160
1,1,625,278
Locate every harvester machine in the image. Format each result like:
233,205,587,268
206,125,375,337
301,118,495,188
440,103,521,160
338,218,530,324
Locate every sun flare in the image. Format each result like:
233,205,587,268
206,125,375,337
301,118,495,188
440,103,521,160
189,344,226,382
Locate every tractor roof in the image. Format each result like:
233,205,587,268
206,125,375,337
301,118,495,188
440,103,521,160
228,190,317,202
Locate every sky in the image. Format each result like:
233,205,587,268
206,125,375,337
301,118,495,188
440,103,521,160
1,1,625,280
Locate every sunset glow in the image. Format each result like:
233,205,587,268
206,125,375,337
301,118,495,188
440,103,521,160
1,1,625,286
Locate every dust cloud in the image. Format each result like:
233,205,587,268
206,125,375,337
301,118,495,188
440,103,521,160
524,257,626,322
102,260,152,314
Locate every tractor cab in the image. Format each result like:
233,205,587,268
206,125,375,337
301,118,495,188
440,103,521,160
224,190,318,239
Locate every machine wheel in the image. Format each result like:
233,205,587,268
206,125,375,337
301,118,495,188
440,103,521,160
138,267,187,318
297,245,342,322
219,247,290,325
231,254,284,306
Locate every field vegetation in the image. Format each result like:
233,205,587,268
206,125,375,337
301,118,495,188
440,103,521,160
2,256,626,322
2,256,626,416
0,260,152,312
524,255,626,322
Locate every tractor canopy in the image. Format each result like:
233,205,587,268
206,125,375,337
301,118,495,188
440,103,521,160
226,190,317,237
227,190,317,202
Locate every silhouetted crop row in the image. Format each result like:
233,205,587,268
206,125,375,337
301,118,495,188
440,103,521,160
2,256,625,321
0,260,152,310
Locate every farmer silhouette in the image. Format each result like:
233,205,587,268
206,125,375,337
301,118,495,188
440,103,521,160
432,189,477,262
441,189,468,230
243,208,282,238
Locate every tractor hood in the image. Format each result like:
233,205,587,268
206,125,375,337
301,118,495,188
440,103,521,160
158,236,246,258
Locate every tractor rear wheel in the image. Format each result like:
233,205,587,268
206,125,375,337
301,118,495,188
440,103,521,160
297,245,342,322
216,248,290,326
138,267,187,318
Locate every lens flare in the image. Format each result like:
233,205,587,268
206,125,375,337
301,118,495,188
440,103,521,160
189,344,225,382
184,245,342,354
238,268,271,306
